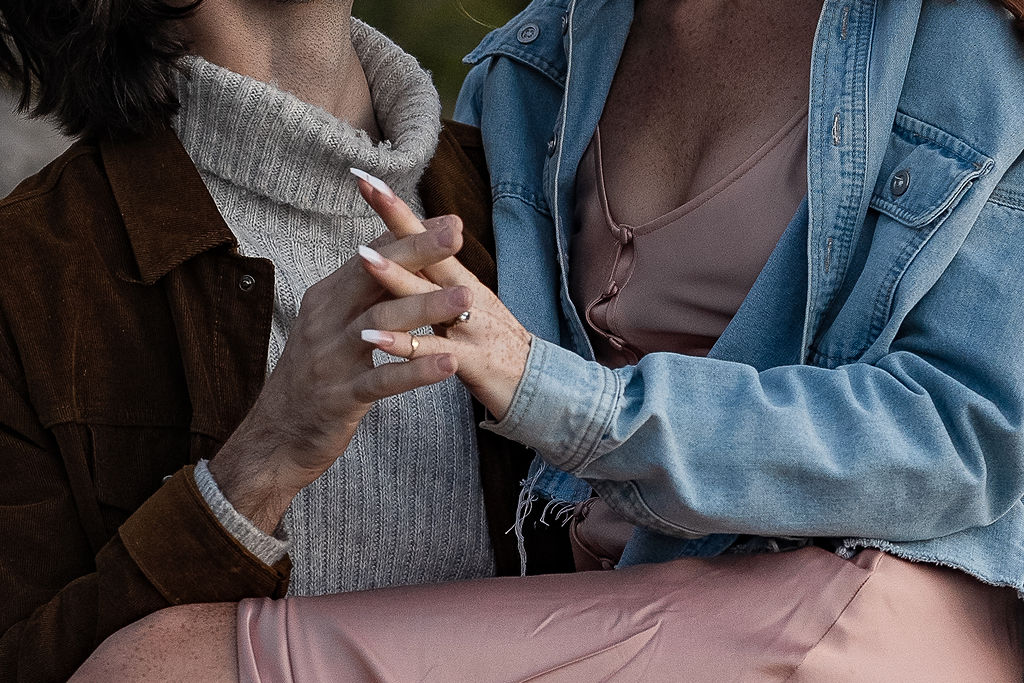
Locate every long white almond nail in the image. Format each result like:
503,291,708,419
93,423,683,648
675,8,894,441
358,244,387,268
350,168,395,199
361,330,394,345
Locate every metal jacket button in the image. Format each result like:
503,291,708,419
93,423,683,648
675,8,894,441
517,23,540,44
239,274,256,292
562,13,569,34
547,134,558,156
890,169,911,197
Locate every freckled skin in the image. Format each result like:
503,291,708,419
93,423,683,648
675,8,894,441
72,604,238,681
599,0,823,225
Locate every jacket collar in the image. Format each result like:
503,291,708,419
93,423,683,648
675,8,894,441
100,126,237,286
464,0,575,86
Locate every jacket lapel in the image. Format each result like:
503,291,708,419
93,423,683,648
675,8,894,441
101,128,272,449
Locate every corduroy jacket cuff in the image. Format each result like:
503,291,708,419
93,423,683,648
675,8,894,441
119,466,291,604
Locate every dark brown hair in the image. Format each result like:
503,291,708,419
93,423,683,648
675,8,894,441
1006,0,1024,33
0,0,201,137
1,0,1022,138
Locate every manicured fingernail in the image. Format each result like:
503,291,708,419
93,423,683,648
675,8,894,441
350,168,396,200
361,330,394,345
358,245,387,268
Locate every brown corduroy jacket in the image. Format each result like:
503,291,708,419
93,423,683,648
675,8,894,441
0,121,571,682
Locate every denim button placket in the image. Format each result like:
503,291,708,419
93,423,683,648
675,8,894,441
547,134,558,156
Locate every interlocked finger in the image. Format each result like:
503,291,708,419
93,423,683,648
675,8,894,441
353,172,478,289
416,215,480,289
350,353,458,406
375,224,464,276
361,329,457,362
319,223,462,308
355,286,474,338
359,245,439,298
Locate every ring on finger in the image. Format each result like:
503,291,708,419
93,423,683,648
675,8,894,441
409,333,421,358
440,310,472,329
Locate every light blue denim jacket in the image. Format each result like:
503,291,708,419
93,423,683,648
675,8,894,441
456,0,1024,591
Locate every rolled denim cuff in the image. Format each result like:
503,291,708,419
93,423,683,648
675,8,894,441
483,337,621,473
194,459,291,567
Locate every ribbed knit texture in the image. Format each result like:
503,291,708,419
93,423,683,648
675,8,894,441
174,19,495,595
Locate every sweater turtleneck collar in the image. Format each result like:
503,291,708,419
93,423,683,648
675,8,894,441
172,19,441,217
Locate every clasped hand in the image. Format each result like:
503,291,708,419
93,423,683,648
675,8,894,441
210,182,515,534
352,173,533,425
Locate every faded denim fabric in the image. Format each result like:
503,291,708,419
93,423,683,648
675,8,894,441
457,0,1024,591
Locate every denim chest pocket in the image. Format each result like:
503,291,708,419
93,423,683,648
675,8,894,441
810,113,993,367
870,113,992,227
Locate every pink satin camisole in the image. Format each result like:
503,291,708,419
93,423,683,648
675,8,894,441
569,108,809,368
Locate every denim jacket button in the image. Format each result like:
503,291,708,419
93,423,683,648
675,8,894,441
561,13,569,35
547,135,558,156
890,169,912,197
517,23,540,44
239,274,256,292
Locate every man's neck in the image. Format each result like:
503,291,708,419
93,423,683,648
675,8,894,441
184,0,381,140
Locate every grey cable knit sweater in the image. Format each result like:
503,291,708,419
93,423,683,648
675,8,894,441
174,20,495,596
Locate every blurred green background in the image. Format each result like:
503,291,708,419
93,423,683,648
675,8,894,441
354,0,528,115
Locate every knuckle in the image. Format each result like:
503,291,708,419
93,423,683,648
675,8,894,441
353,374,382,404
292,322,318,351
301,282,325,310
365,307,386,331
412,232,432,259
370,233,394,250
450,286,473,309
445,214,464,233
308,356,332,385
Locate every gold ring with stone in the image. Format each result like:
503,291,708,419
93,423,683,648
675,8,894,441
409,333,421,358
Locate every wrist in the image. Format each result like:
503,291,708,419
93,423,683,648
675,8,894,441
194,460,292,565
210,427,305,536
485,331,532,422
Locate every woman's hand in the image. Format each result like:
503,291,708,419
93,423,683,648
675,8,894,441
351,171,533,422
211,215,472,534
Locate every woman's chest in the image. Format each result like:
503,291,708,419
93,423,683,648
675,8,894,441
598,0,822,225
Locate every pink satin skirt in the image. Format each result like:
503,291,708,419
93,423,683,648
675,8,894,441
236,547,1022,682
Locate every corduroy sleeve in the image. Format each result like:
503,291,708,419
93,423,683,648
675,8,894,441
1,459,292,683
119,468,292,606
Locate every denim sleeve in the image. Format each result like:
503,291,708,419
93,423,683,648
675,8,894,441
485,205,1024,541
454,63,487,127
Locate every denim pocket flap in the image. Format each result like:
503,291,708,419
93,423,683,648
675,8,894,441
870,112,993,228
464,4,568,86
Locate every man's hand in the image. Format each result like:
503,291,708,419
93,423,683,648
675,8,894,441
349,174,533,424
209,212,473,535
